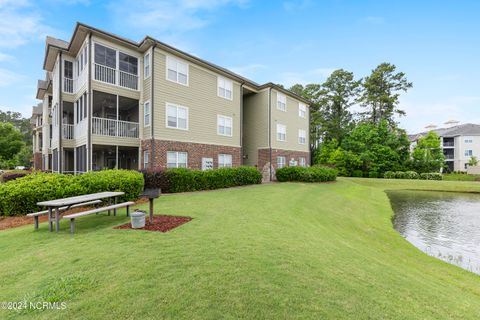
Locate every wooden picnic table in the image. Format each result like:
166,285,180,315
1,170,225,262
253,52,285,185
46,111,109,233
37,191,124,232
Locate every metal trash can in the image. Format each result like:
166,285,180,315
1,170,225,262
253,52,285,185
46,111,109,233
131,210,146,228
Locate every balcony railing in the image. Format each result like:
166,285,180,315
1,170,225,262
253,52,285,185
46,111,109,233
63,78,73,93
94,63,138,90
63,124,74,139
119,70,138,90
443,141,454,147
92,117,139,138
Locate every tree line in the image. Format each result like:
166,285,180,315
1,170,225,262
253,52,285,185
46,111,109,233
0,110,33,169
290,63,445,177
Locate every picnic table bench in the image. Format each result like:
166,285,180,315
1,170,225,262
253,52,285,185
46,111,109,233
34,192,133,234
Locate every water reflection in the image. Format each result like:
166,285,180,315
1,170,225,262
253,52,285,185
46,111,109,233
388,190,480,275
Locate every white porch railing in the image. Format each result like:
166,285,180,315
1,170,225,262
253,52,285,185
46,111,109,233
94,63,116,85
63,124,74,139
63,78,73,93
119,70,138,90
92,117,139,138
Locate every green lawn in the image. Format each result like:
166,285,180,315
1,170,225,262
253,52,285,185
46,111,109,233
1,178,480,319
443,173,480,181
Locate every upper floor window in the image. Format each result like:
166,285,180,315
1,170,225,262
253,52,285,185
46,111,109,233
277,93,286,112
298,129,306,144
465,150,473,157
218,77,233,100
167,151,188,168
64,60,73,79
144,52,151,79
465,137,473,143
218,154,232,168
94,43,116,69
166,56,188,85
166,103,188,130
119,52,138,75
299,103,306,118
277,124,286,141
144,101,151,127
217,115,232,137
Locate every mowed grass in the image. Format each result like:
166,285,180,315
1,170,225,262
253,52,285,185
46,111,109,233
1,179,480,319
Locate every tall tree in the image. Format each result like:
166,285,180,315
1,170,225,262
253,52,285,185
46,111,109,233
0,110,32,146
0,122,25,161
358,63,412,125
412,131,445,173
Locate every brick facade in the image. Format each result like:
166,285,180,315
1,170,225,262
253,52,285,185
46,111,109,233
33,152,42,170
141,139,241,170
258,148,311,181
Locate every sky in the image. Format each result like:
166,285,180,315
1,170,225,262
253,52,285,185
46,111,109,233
0,0,479,134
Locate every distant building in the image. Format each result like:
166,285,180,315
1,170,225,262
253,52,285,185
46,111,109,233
409,122,480,172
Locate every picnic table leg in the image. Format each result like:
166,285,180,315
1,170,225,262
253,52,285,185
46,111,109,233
48,207,53,232
34,216,39,230
70,218,75,234
55,207,60,232
113,196,117,216
126,205,130,217
108,198,111,216
149,198,154,223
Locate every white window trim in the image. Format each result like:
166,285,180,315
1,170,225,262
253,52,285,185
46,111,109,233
277,92,287,112
277,123,287,142
166,55,189,86
299,103,307,118
218,154,233,168
277,156,286,168
298,129,306,145
143,150,149,168
143,100,151,127
166,103,189,130
217,76,233,100
217,114,233,137
144,51,151,80
167,151,188,168
299,157,306,167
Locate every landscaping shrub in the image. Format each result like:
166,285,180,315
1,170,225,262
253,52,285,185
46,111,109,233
276,166,337,183
0,170,144,216
0,170,30,183
384,171,395,179
352,170,363,178
145,166,262,193
404,171,419,179
368,171,379,178
395,171,406,179
420,172,443,180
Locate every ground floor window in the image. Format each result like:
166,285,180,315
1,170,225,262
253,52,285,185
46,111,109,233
277,156,286,168
299,157,306,167
167,151,187,168
218,154,232,168
144,150,150,169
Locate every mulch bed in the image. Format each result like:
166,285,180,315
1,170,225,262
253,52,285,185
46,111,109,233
114,215,192,233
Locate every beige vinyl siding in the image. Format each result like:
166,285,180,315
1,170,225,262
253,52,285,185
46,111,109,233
270,90,309,152
242,89,269,166
142,67,151,140
92,135,140,147
91,81,140,101
152,48,241,147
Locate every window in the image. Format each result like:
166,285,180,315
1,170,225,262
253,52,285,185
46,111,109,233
144,101,151,127
277,93,286,111
277,124,286,141
94,43,116,68
277,156,286,169
465,150,473,157
218,77,233,100
119,52,138,75
217,115,233,136
299,103,306,118
166,56,188,85
64,60,73,79
202,158,213,171
218,154,232,168
298,129,306,144
144,52,151,79
167,151,187,168
465,137,473,143
143,151,149,168
166,103,188,130
299,157,306,167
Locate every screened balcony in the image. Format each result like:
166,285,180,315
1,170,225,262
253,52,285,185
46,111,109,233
93,43,138,90
62,102,74,140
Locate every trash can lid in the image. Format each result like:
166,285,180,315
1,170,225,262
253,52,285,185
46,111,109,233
131,210,146,217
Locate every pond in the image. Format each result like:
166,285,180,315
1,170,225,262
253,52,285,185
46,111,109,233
388,190,480,275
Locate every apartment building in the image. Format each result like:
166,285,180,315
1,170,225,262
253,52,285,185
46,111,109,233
31,23,310,180
409,122,480,172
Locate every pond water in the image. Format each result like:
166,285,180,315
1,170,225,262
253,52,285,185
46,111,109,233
388,190,480,275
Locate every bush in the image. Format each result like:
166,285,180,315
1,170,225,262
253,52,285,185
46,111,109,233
368,171,379,178
0,170,30,183
0,170,144,216
395,171,406,179
144,166,262,193
384,171,395,179
276,166,337,183
404,171,419,179
352,170,363,177
420,172,443,180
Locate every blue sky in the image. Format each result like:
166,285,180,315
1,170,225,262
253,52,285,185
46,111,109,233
0,0,479,133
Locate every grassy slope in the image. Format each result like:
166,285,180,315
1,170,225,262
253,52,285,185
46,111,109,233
1,179,480,319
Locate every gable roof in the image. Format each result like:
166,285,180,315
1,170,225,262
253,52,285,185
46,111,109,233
409,123,480,141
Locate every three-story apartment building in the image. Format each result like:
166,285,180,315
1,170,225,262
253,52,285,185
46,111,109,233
31,23,310,180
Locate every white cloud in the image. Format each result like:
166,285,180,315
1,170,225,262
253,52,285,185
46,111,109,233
0,52,13,61
276,68,336,87
0,68,23,86
110,0,249,34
